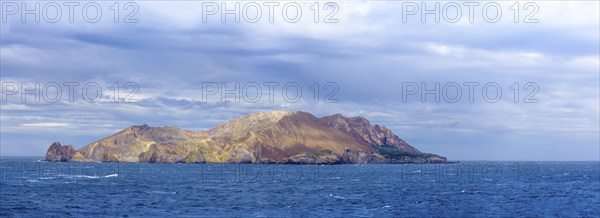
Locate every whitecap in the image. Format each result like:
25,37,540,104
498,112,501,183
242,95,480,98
73,175,101,179
329,193,346,199
39,177,56,180
150,191,177,194
58,174,118,179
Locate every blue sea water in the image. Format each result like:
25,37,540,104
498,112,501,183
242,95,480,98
0,157,598,217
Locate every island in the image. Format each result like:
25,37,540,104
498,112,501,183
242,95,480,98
45,111,448,164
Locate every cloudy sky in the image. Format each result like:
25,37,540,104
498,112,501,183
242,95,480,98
1,1,598,160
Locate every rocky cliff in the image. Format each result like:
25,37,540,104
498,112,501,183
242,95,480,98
45,142,76,162
45,111,448,164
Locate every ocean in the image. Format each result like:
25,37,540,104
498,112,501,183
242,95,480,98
1,157,598,217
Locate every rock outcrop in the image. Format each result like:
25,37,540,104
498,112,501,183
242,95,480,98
45,142,76,162
45,111,448,164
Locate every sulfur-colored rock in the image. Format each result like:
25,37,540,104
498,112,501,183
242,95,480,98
44,111,448,164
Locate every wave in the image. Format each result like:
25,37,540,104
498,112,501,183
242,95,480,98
39,177,56,180
329,193,346,200
72,175,101,179
148,190,177,195
58,174,119,179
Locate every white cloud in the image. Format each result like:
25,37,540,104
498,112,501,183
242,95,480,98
21,122,69,127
